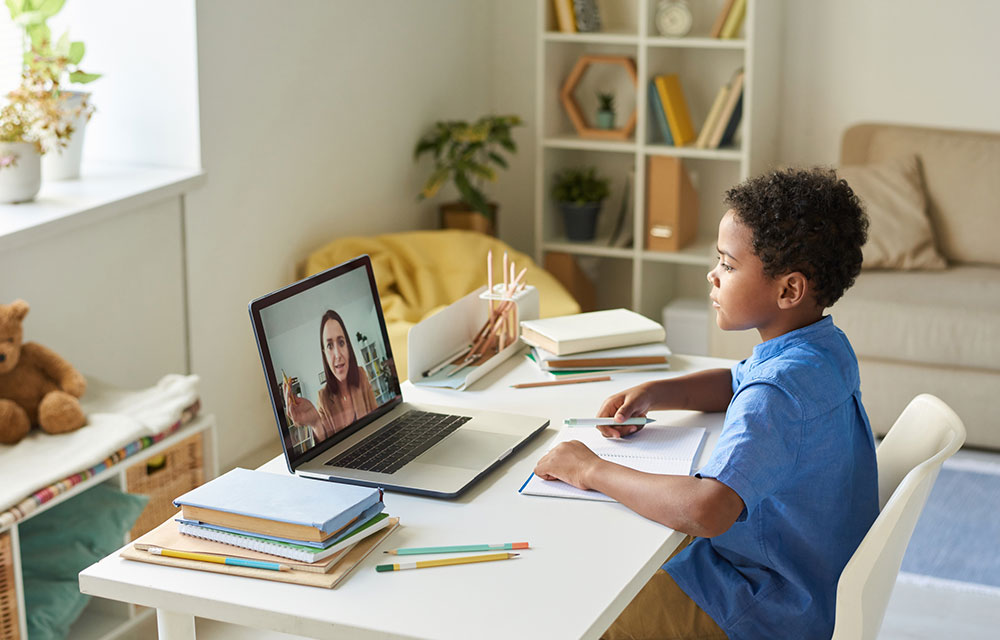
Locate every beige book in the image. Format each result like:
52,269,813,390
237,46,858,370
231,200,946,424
708,71,745,149
696,85,731,149
520,308,665,356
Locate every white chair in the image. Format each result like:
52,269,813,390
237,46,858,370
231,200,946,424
832,394,966,640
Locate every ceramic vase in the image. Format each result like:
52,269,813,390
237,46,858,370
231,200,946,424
42,91,90,181
0,142,42,204
596,109,615,129
558,201,602,241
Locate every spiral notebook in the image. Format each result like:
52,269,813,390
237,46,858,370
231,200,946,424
519,425,706,502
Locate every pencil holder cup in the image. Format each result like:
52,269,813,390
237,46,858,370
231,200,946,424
479,284,539,340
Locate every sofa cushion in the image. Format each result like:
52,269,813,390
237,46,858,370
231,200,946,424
838,155,947,270
861,126,1000,266
832,266,1000,371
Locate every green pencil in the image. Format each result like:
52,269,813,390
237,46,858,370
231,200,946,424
383,542,529,556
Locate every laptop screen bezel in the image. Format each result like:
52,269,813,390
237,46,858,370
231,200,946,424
248,254,403,472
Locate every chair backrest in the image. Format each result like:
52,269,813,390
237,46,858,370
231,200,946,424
831,394,966,640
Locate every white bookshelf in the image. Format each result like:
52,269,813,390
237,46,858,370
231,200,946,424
534,0,781,356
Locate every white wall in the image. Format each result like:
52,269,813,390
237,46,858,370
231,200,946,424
777,0,1000,165
190,1,496,467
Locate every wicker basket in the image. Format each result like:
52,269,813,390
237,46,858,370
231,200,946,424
0,530,19,640
126,432,205,540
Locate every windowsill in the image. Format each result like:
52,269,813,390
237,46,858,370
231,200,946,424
0,163,205,251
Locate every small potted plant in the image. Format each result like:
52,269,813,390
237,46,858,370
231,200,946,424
596,91,615,129
0,100,43,204
7,0,101,181
552,167,611,241
414,114,523,236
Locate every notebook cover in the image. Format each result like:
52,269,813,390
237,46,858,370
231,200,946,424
122,517,400,588
519,309,665,356
173,467,382,535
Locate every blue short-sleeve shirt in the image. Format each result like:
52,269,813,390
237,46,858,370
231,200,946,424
666,316,878,640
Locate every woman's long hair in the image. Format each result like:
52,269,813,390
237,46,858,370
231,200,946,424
319,310,360,404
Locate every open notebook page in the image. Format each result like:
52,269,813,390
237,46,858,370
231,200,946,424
519,425,707,502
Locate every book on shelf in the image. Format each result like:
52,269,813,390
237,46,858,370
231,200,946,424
178,512,393,564
707,70,744,149
124,516,400,589
552,0,577,33
695,84,730,149
720,0,747,39
608,169,635,248
519,424,707,501
172,467,383,543
520,308,665,356
530,342,672,372
654,74,696,147
646,155,698,252
710,0,738,38
647,79,673,145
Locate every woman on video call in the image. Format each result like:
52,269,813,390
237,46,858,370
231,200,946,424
284,309,378,443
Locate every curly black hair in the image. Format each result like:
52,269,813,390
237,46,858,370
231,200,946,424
725,167,869,308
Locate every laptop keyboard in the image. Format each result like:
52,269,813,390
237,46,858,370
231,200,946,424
326,410,471,474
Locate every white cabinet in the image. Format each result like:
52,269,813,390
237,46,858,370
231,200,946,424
534,0,780,356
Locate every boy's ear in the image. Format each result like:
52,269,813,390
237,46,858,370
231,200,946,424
776,272,810,309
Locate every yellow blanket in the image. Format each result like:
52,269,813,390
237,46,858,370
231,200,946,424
300,230,580,379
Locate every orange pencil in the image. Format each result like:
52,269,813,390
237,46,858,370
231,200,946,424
511,376,611,389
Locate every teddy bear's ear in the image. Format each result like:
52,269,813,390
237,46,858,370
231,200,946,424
10,299,29,320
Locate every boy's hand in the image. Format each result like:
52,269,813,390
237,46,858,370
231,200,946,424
534,440,604,490
596,383,655,438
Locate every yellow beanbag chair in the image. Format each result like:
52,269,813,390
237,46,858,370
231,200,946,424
300,230,580,380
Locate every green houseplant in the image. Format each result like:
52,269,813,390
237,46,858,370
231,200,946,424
552,167,610,241
6,0,102,180
596,91,615,129
414,114,523,236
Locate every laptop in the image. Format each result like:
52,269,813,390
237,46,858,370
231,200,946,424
249,254,549,498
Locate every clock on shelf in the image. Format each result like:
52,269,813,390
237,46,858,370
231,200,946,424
655,0,693,37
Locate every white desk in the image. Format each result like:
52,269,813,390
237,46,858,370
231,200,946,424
79,353,732,640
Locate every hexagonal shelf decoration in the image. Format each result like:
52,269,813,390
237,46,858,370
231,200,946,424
560,55,638,141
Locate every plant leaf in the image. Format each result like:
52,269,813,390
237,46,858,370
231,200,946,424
67,40,84,64
68,71,100,84
455,173,491,217
6,0,26,18
54,30,69,56
34,0,62,18
420,167,449,199
487,152,507,169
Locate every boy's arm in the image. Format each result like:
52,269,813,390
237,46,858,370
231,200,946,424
534,441,744,537
597,368,734,436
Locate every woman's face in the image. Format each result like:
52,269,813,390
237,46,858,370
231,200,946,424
322,319,350,383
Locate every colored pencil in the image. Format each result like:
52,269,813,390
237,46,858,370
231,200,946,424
146,547,291,572
511,376,611,389
384,542,529,556
564,417,653,427
376,552,519,572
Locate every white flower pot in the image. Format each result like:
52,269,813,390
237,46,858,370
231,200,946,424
41,91,90,181
0,142,42,204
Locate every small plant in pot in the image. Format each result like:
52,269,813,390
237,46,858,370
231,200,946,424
552,167,610,241
7,0,102,181
596,91,615,129
414,114,523,236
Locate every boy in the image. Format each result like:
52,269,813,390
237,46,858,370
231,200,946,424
534,168,878,639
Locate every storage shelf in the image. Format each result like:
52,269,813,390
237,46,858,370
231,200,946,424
544,30,639,45
543,136,636,153
542,239,635,259
641,237,717,267
646,36,746,50
643,144,743,161
69,603,154,640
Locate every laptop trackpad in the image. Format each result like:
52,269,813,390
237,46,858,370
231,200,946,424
419,429,519,471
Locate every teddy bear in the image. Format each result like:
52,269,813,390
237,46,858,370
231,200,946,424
0,299,87,444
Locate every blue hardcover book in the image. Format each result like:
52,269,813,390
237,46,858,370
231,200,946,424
647,79,673,145
718,91,743,148
175,501,386,548
173,467,382,538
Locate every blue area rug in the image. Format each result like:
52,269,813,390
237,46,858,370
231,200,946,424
900,459,1000,589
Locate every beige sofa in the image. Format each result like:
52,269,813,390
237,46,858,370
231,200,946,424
832,123,1000,449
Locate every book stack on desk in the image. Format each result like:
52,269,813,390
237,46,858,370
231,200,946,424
521,308,671,375
122,467,399,588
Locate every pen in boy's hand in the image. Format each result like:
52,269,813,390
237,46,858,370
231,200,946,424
564,417,653,427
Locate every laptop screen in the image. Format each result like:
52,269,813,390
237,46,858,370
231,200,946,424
249,255,402,469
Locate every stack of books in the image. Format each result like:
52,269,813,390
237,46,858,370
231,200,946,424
520,308,671,375
123,468,398,588
648,73,696,147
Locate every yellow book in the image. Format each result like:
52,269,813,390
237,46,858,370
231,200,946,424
553,0,577,33
654,74,696,147
720,0,746,39
695,84,730,149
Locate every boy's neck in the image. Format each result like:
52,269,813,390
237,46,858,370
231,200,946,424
757,307,825,343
